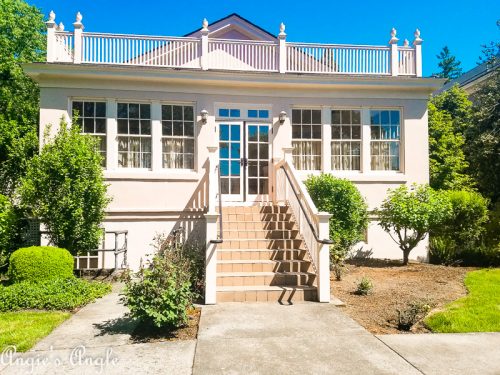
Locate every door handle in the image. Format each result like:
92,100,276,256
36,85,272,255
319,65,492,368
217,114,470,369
240,158,248,167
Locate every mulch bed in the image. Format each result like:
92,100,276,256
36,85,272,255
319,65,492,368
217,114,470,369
130,308,200,343
331,259,476,334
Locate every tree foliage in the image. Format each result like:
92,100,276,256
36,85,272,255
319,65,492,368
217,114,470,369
19,119,111,254
466,51,500,204
0,0,45,197
376,184,451,265
434,46,462,82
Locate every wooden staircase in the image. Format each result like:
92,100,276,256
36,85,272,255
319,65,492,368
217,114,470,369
216,205,318,303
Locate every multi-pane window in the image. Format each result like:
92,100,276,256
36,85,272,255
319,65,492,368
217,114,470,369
117,103,151,168
161,105,195,169
292,109,322,170
331,110,361,170
370,110,401,171
72,101,107,166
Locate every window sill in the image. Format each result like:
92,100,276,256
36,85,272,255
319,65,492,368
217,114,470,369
104,169,202,181
295,170,407,183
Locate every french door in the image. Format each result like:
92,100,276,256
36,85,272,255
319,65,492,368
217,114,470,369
219,122,270,202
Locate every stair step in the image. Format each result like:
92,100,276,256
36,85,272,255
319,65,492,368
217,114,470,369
220,205,290,214
220,221,296,231
216,271,316,287
219,230,300,240
218,239,303,250
217,259,311,273
217,249,309,261
216,285,317,302
220,213,293,222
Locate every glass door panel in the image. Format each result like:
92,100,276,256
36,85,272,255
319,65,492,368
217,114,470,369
219,123,243,201
246,124,269,198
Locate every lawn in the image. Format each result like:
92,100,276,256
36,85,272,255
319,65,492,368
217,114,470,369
0,311,70,352
425,268,500,333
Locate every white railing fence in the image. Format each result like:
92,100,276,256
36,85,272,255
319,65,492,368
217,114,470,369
45,12,423,77
274,151,332,302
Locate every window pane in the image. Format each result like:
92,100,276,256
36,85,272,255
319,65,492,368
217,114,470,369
84,102,94,117
302,125,311,138
117,103,128,118
352,125,361,139
84,118,94,133
231,178,240,194
312,125,321,139
230,161,240,176
341,110,351,124
129,120,140,134
302,110,312,124
332,126,341,139
259,126,269,141
162,105,172,120
341,125,351,139
332,110,341,124
220,143,229,159
184,122,194,137
292,109,301,124
248,179,258,194
173,121,183,136
292,125,301,139
117,119,128,134
230,109,240,117
72,101,83,116
140,104,150,119
248,109,258,118
95,118,106,134
381,111,390,125
184,106,193,121
140,120,151,135
352,110,361,124
230,143,240,158
248,126,258,142
230,125,240,141
218,108,229,117
129,104,139,118
391,111,400,125
248,144,258,159
173,105,183,120
258,110,269,118
220,125,229,141
259,144,268,159
162,121,172,136
370,110,380,125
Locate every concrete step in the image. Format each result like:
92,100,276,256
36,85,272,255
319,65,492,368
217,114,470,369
217,249,309,261
218,239,304,250
219,230,300,240
216,285,317,303
217,259,312,273
221,221,296,231
216,271,316,287
219,205,290,214
220,213,293,222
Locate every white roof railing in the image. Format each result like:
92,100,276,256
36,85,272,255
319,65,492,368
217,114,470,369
45,11,423,77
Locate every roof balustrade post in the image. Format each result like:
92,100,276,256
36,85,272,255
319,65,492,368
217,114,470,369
200,18,209,70
389,28,399,76
46,11,56,62
413,29,423,77
73,12,84,64
278,22,287,73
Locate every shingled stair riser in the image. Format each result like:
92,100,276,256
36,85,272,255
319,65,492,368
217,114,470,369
215,204,318,303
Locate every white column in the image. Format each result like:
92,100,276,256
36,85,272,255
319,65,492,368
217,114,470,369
46,11,56,62
204,213,218,304
321,106,331,173
413,29,423,77
361,108,371,173
106,99,118,170
389,28,399,77
278,23,287,73
200,19,209,70
317,212,332,303
151,101,162,171
73,12,84,64
207,146,218,212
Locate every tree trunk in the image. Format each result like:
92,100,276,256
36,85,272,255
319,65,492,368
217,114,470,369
402,249,410,265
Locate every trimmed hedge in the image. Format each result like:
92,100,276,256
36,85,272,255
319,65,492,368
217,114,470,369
0,278,111,311
8,246,74,283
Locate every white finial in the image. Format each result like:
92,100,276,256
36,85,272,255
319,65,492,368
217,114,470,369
48,10,55,22
202,18,209,31
389,27,399,44
280,22,285,34
57,22,64,31
413,28,423,45
403,39,409,47
75,11,83,23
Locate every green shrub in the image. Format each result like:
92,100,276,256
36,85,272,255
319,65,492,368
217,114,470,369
19,118,110,254
8,246,74,283
397,300,431,331
0,195,17,268
355,277,373,296
0,278,111,311
122,237,198,329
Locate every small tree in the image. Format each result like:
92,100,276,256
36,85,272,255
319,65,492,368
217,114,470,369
305,174,368,278
19,118,111,254
376,184,451,265
434,46,462,82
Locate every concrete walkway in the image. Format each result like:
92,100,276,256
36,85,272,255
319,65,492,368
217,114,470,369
1,289,499,374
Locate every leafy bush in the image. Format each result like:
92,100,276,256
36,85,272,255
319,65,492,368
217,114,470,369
8,246,74,283
429,190,492,266
397,300,431,331
0,195,17,268
355,277,373,296
377,184,452,265
19,118,110,254
305,174,368,279
122,236,199,329
0,278,111,311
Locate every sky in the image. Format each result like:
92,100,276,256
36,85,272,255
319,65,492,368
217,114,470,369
28,0,500,77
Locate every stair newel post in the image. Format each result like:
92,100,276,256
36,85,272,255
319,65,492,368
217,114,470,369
205,146,219,304
282,147,295,202
317,212,332,303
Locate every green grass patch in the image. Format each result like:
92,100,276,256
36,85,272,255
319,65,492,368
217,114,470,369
425,268,500,332
0,311,70,352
